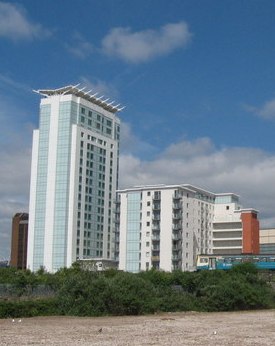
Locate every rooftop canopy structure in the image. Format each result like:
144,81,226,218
33,84,125,114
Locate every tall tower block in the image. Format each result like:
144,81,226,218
27,85,122,272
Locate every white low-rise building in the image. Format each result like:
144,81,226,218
116,184,259,272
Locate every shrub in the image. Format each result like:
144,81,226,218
0,298,59,318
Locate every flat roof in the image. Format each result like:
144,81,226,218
33,84,125,114
117,183,216,196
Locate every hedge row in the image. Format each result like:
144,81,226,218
0,263,274,318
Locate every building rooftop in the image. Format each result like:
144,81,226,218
33,84,125,114
117,183,216,196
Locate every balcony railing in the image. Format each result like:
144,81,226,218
153,193,161,200
152,224,160,231
153,203,161,210
172,233,182,240
172,254,181,261
173,213,182,220
173,191,182,200
173,224,182,230
173,202,182,209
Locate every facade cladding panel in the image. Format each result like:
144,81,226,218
28,86,121,272
259,228,275,255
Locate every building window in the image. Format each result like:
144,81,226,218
146,242,150,247
146,222,150,227
226,206,230,210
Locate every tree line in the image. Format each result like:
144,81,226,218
0,263,274,318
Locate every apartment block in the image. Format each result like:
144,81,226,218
116,184,259,272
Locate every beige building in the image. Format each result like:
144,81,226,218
260,228,275,254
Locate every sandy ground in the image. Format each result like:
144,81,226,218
1,310,275,345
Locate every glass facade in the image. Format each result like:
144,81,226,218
52,101,77,270
215,195,239,204
78,105,114,138
126,193,141,273
33,104,51,270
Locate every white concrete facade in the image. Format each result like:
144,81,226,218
27,86,121,272
212,194,243,255
116,184,255,272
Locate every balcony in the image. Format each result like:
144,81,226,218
152,214,160,221
173,224,182,231
172,254,181,261
172,232,182,240
173,191,182,200
173,202,182,210
152,256,160,261
173,213,182,220
152,234,160,241
153,193,161,201
153,203,161,210
152,223,160,230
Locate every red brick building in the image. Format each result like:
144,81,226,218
10,213,28,269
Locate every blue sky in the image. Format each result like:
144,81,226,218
1,0,275,259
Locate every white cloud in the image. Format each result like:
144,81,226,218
245,97,275,119
257,99,275,119
66,32,93,59
0,73,31,93
102,21,192,63
0,89,33,259
119,136,275,228
120,122,156,157
0,140,32,259
0,2,50,40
